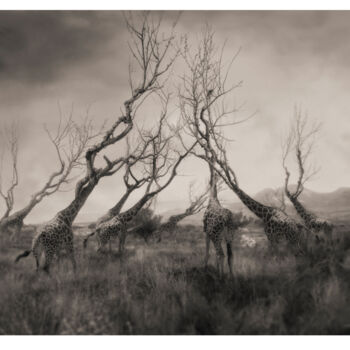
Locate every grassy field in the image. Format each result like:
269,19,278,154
0,223,349,335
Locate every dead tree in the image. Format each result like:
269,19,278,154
87,105,198,254
89,137,152,230
155,182,208,242
179,28,308,254
83,128,162,248
15,14,178,272
0,121,19,222
0,115,99,238
282,108,333,240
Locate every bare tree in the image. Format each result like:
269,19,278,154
0,115,100,238
86,103,198,254
15,14,179,272
179,27,308,254
90,136,154,230
0,121,19,222
282,108,333,239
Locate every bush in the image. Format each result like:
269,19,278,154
130,208,162,243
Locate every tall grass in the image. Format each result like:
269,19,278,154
0,225,349,335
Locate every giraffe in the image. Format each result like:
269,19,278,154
83,183,138,251
0,202,37,238
203,167,236,276
227,180,308,255
158,210,193,236
94,191,158,254
286,191,333,242
15,180,96,273
281,113,334,243
155,187,207,242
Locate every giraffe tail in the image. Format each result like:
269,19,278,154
15,250,31,263
83,231,96,249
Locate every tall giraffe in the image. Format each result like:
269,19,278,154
282,110,333,242
203,165,235,276
286,192,333,241
227,179,308,254
83,171,145,250
15,179,96,272
83,188,134,251
94,190,160,253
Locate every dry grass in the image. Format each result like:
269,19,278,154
0,224,349,335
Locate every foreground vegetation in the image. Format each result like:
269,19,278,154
0,223,349,335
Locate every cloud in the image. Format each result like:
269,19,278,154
0,11,124,84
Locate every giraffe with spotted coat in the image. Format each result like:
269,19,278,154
155,185,208,242
203,167,236,276
15,180,96,272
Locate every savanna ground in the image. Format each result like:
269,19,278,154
0,221,350,335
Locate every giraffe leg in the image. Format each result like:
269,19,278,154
66,240,77,272
213,239,224,277
119,230,126,255
43,251,54,274
33,249,41,272
226,241,233,276
32,242,42,272
96,231,105,253
204,233,210,268
108,239,112,254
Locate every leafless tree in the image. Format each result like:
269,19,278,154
178,27,308,253
15,14,180,272
282,108,333,238
90,136,155,230
0,115,100,237
85,100,198,253
0,121,19,221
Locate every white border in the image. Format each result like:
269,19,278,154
0,335,348,348
1,0,350,10
0,2,348,347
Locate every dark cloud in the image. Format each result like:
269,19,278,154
3,11,350,86
0,11,124,84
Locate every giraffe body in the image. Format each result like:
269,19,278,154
156,212,190,241
95,214,128,253
231,186,308,254
15,182,95,272
160,213,188,233
92,194,154,253
203,168,236,276
30,215,76,272
203,198,235,276
288,195,333,241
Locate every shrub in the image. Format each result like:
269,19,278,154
130,208,162,243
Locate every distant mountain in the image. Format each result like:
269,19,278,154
159,187,350,226
254,186,350,219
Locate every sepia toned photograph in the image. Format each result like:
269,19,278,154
0,6,349,337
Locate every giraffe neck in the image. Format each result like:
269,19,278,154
231,185,273,219
57,182,95,225
288,195,316,226
119,192,154,222
0,200,37,229
169,213,188,225
207,162,221,208
107,187,134,219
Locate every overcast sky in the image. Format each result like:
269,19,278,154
0,11,349,223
